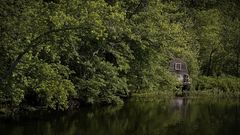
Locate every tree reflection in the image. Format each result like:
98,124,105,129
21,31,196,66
0,99,239,135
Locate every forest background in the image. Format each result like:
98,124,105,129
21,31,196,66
0,0,240,111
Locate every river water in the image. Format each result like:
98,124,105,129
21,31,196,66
0,98,239,135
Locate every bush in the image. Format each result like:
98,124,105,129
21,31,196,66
74,57,128,105
195,76,240,93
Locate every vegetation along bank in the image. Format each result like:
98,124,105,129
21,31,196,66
0,0,240,114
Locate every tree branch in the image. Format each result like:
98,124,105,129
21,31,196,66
0,26,82,82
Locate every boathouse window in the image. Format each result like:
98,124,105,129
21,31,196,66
175,63,182,70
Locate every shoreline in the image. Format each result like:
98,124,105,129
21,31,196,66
1,90,239,119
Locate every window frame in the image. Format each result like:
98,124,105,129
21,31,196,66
174,63,182,71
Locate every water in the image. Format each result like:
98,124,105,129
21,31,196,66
0,98,240,135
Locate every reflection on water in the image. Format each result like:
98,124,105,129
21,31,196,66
0,98,240,135
171,97,188,109
170,97,189,119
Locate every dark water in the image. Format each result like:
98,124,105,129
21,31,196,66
0,98,240,135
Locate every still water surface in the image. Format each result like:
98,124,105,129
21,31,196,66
0,98,240,135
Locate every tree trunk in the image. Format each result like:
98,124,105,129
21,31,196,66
207,53,212,76
206,48,216,76
237,53,239,77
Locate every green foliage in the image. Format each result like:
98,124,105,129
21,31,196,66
196,76,240,93
0,0,240,111
126,0,198,92
74,57,127,105
27,63,76,110
187,0,240,77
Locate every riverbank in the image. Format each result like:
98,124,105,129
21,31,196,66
1,76,240,118
0,90,239,120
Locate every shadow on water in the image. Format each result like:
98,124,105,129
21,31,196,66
0,98,239,135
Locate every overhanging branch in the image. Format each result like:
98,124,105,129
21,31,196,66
0,26,82,82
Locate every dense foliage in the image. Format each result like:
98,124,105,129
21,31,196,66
196,76,240,94
0,0,239,110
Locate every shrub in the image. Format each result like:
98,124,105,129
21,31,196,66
195,76,240,93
